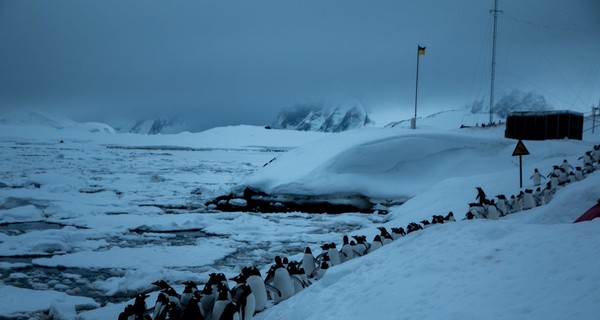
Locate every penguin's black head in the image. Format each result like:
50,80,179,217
305,247,313,254
343,235,349,244
329,242,336,249
320,243,330,250
282,257,289,265
274,255,283,266
183,280,197,290
152,280,171,290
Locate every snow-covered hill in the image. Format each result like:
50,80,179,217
272,100,373,132
0,108,598,320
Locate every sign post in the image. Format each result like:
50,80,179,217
512,139,530,188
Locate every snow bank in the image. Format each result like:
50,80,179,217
0,286,99,318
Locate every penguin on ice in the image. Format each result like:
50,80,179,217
301,247,317,279
230,277,256,320
543,182,554,204
568,172,576,184
561,159,574,174
574,167,584,181
339,235,354,263
390,227,406,240
352,235,369,256
326,242,341,266
533,187,543,206
476,187,487,204
558,168,568,185
243,267,267,313
269,256,294,303
495,195,509,216
377,227,394,244
523,189,535,210
367,235,383,253
530,168,545,186
213,284,239,320
444,212,455,222
313,260,329,281
486,200,500,220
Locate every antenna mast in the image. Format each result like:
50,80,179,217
489,0,502,126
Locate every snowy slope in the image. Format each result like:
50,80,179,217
0,109,599,319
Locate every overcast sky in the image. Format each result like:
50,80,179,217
1,0,599,131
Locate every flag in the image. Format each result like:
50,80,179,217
418,46,426,55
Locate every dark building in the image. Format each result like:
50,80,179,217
505,110,583,140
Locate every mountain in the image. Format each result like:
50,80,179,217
108,117,191,135
468,89,553,117
272,100,373,132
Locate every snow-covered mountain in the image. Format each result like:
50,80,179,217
469,89,553,117
108,117,191,135
272,100,373,132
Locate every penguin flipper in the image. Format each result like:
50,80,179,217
264,284,282,298
290,275,308,288
352,250,363,257
315,252,326,262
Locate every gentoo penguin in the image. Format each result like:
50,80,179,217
181,296,202,320
180,281,196,310
533,187,543,206
152,292,170,320
444,212,456,222
512,193,523,212
325,243,341,266
420,220,431,229
543,183,553,204
230,278,255,320
212,283,232,320
476,187,487,204
390,227,406,240
352,236,369,256
302,247,317,278
367,235,383,253
197,284,216,320
568,172,576,184
127,293,149,320
339,236,354,263
313,260,329,281
270,256,294,304
431,215,444,225
495,195,509,216
163,287,183,310
523,189,535,210
287,262,309,294
508,195,517,214
574,167,584,180
558,168,568,185
378,227,394,244
486,199,500,220
561,159,573,174
550,174,559,190
242,267,267,313
530,168,545,186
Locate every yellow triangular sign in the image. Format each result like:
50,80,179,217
512,140,530,156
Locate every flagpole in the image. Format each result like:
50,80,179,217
412,47,421,130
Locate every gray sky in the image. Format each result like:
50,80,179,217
1,0,599,131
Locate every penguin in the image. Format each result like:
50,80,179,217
406,222,423,234
218,300,241,320
561,159,573,174
270,256,294,304
163,287,183,310
543,183,553,204
287,262,309,294
495,195,508,216
486,199,499,220
377,227,394,244
180,282,196,310
198,284,216,320
530,168,545,186
301,247,317,279
431,215,444,225
212,284,232,320
230,279,255,320
574,167,584,181
367,235,383,253
390,227,406,240
313,260,329,281
523,189,535,210
339,235,354,263
326,242,341,266
533,187,543,206
476,187,487,204
508,195,516,214
152,292,170,320
129,293,150,320
181,296,202,320
465,211,476,220
420,220,431,229
568,172,576,184
550,174,559,190
444,212,456,222
558,168,568,185
242,267,267,313
352,235,369,256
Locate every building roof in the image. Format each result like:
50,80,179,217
507,110,583,117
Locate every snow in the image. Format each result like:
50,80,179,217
0,109,599,319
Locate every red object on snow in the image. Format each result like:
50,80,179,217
574,199,600,223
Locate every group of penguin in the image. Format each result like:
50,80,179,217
118,145,600,320
466,145,599,220
118,212,456,320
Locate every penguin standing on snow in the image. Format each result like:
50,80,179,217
269,256,294,304
326,242,341,266
377,227,394,245
212,283,234,320
574,167,584,180
543,182,554,204
230,276,256,320
530,168,545,187
444,212,456,222
495,195,508,216
339,236,354,263
486,199,499,220
561,159,574,174
244,267,267,313
523,189,535,210
533,187,543,206
367,235,383,253
301,247,317,278
390,227,406,240
352,235,369,256
476,187,487,204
